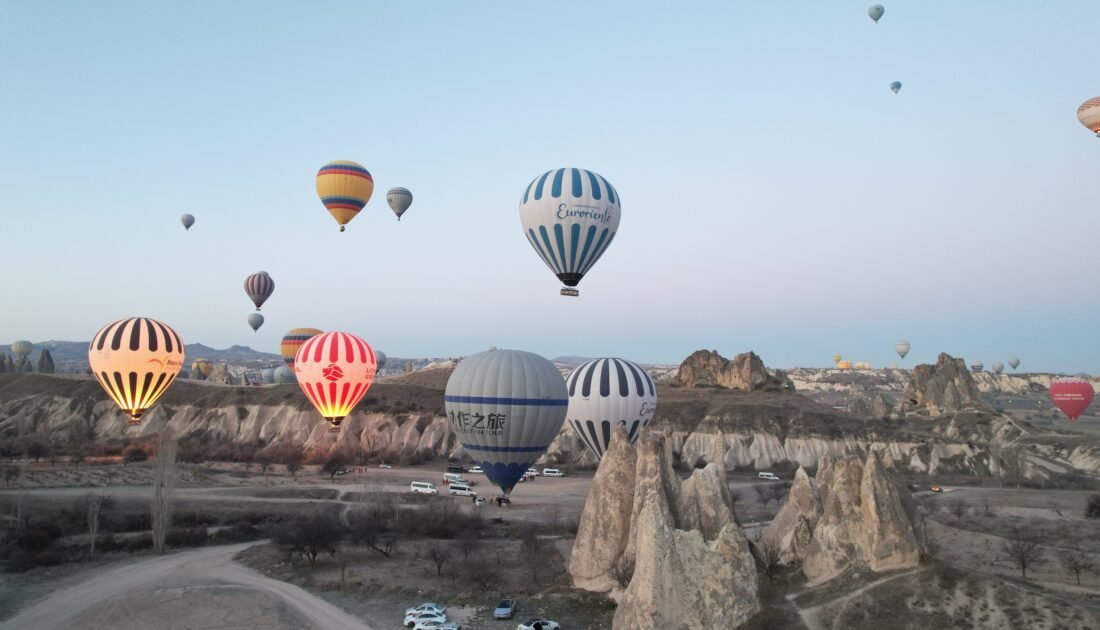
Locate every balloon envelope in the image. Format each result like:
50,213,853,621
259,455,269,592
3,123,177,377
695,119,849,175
244,272,274,310
191,358,213,379
180,214,195,230
895,341,910,359
316,161,374,231
992,362,1004,374
386,187,413,220
11,340,33,360
970,362,984,372
1008,357,1020,370
260,367,276,384
831,354,842,364
1078,98,1100,137
566,358,657,459
375,351,387,369
88,317,184,424
445,349,568,494
281,328,323,369
890,81,902,93
247,313,264,332
1050,379,1095,421
274,366,296,384
868,4,884,22
294,331,377,430
519,168,621,292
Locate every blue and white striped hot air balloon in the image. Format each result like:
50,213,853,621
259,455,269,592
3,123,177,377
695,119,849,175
566,358,657,460
444,349,568,494
519,168,621,297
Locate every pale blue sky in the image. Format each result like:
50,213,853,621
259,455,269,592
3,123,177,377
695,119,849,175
1,1,1097,372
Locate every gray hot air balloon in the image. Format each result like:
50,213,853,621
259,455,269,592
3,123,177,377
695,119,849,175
890,81,902,94
247,312,264,332
444,349,568,494
375,351,387,370
992,362,1005,374
1007,357,1020,370
181,214,195,230
274,366,296,384
895,341,910,359
970,361,984,372
868,4,884,22
566,358,657,459
386,187,413,221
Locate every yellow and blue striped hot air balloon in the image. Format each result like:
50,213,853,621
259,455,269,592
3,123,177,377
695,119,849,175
316,160,374,232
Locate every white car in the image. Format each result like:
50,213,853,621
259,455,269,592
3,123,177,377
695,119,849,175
518,620,560,630
379,463,393,469
448,483,476,497
410,481,439,495
414,620,460,630
525,467,540,476
405,603,446,616
443,473,470,485
542,468,564,477
405,611,447,628
469,465,483,474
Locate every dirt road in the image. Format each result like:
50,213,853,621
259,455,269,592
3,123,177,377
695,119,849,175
0,542,373,630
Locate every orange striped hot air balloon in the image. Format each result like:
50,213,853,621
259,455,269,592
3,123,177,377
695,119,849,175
1078,98,1100,137
316,160,374,232
280,328,323,370
294,331,377,431
88,317,184,425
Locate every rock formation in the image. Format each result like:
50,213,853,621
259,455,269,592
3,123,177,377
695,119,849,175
905,353,984,415
676,349,794,392
871,393,894,419
207,363,232,385
847,396,870,417
762,466,822,564
570,430,760,627
802,452,927,583
35,349,55,374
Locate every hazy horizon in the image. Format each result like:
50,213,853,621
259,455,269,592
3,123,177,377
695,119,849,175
3,2,1098,373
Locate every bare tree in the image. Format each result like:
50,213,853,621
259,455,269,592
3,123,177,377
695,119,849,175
1047,500,1063,517
284,448,303,479
274,510,341,565
753,484,771,506
26,440,50,463
981,496,996,517
151,429,178,554
755,538,783,580
1001,528,1043,578
520,530,548,585
611,556,635,588
947,499,967,522
455,528,482,561
1060,551,1094,585
768,483,788,505
123,446,147,465
84,492,114,559
348,510,397,558
339,548,368,585
467,554,498,590
254,453,272,478
321,454,346,480
426,541,453,576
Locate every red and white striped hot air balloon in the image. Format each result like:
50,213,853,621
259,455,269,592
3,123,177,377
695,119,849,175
294,331,377,431
244,271,275,310
1049,378,1095,422
1077,98,1100,137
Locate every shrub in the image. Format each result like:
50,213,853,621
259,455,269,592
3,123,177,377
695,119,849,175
1086,495,1100,519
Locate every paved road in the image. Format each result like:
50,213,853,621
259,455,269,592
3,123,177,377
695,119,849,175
0,542,373,630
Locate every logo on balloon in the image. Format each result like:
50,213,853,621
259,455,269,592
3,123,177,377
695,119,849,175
557,203,614,224
323,364,344,381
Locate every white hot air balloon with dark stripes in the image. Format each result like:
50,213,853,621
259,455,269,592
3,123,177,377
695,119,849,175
565,358,657,459
386,187,413,220
88,317,184,425
444,349,568,494
244,271,275,310
519,168,621,297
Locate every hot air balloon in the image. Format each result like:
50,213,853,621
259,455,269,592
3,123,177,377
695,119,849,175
1008,357,1020,370
970,361,984,372
992,362,1004,374
244,272,274,310
247,313,264,332
895,341,910,359
519,168,621,297
316,160,374,232
180,214,195,230
88,317,184,425
274,365,296,384
1049,378,1095,422
375,351,387,370
566,358,657,459
260,367,276,384
445,349,568,494
294,331,377,431
191,358,213,379
890,81,902,94
1077,98,1100,137
281,328,323,369
386,187,413,221
832,354,842,365
11,340,33,361
868,4,884,22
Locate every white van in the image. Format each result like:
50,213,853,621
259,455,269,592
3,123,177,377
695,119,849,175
448,483,476,497
542,468,564,477
757,472,780,481
443,473,469,485
410,481,438,495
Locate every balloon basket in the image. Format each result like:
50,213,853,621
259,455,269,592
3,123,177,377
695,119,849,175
328,426,341,433
127,419,142,426
560,287,579,297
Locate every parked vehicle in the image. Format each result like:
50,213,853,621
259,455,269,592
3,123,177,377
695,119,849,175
526,468,540,476
446,464,467,474
757,472,780,481
518,619,560,630
379,463,393,469
448,483,476,497
414,620,460,630
410,481,439,495
405,611,447,628
494,598,518,620
443,473,475,485
405,603,446,616
469,465,483,474
931,485,943,493
474,496,486,507
541,468,564,477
